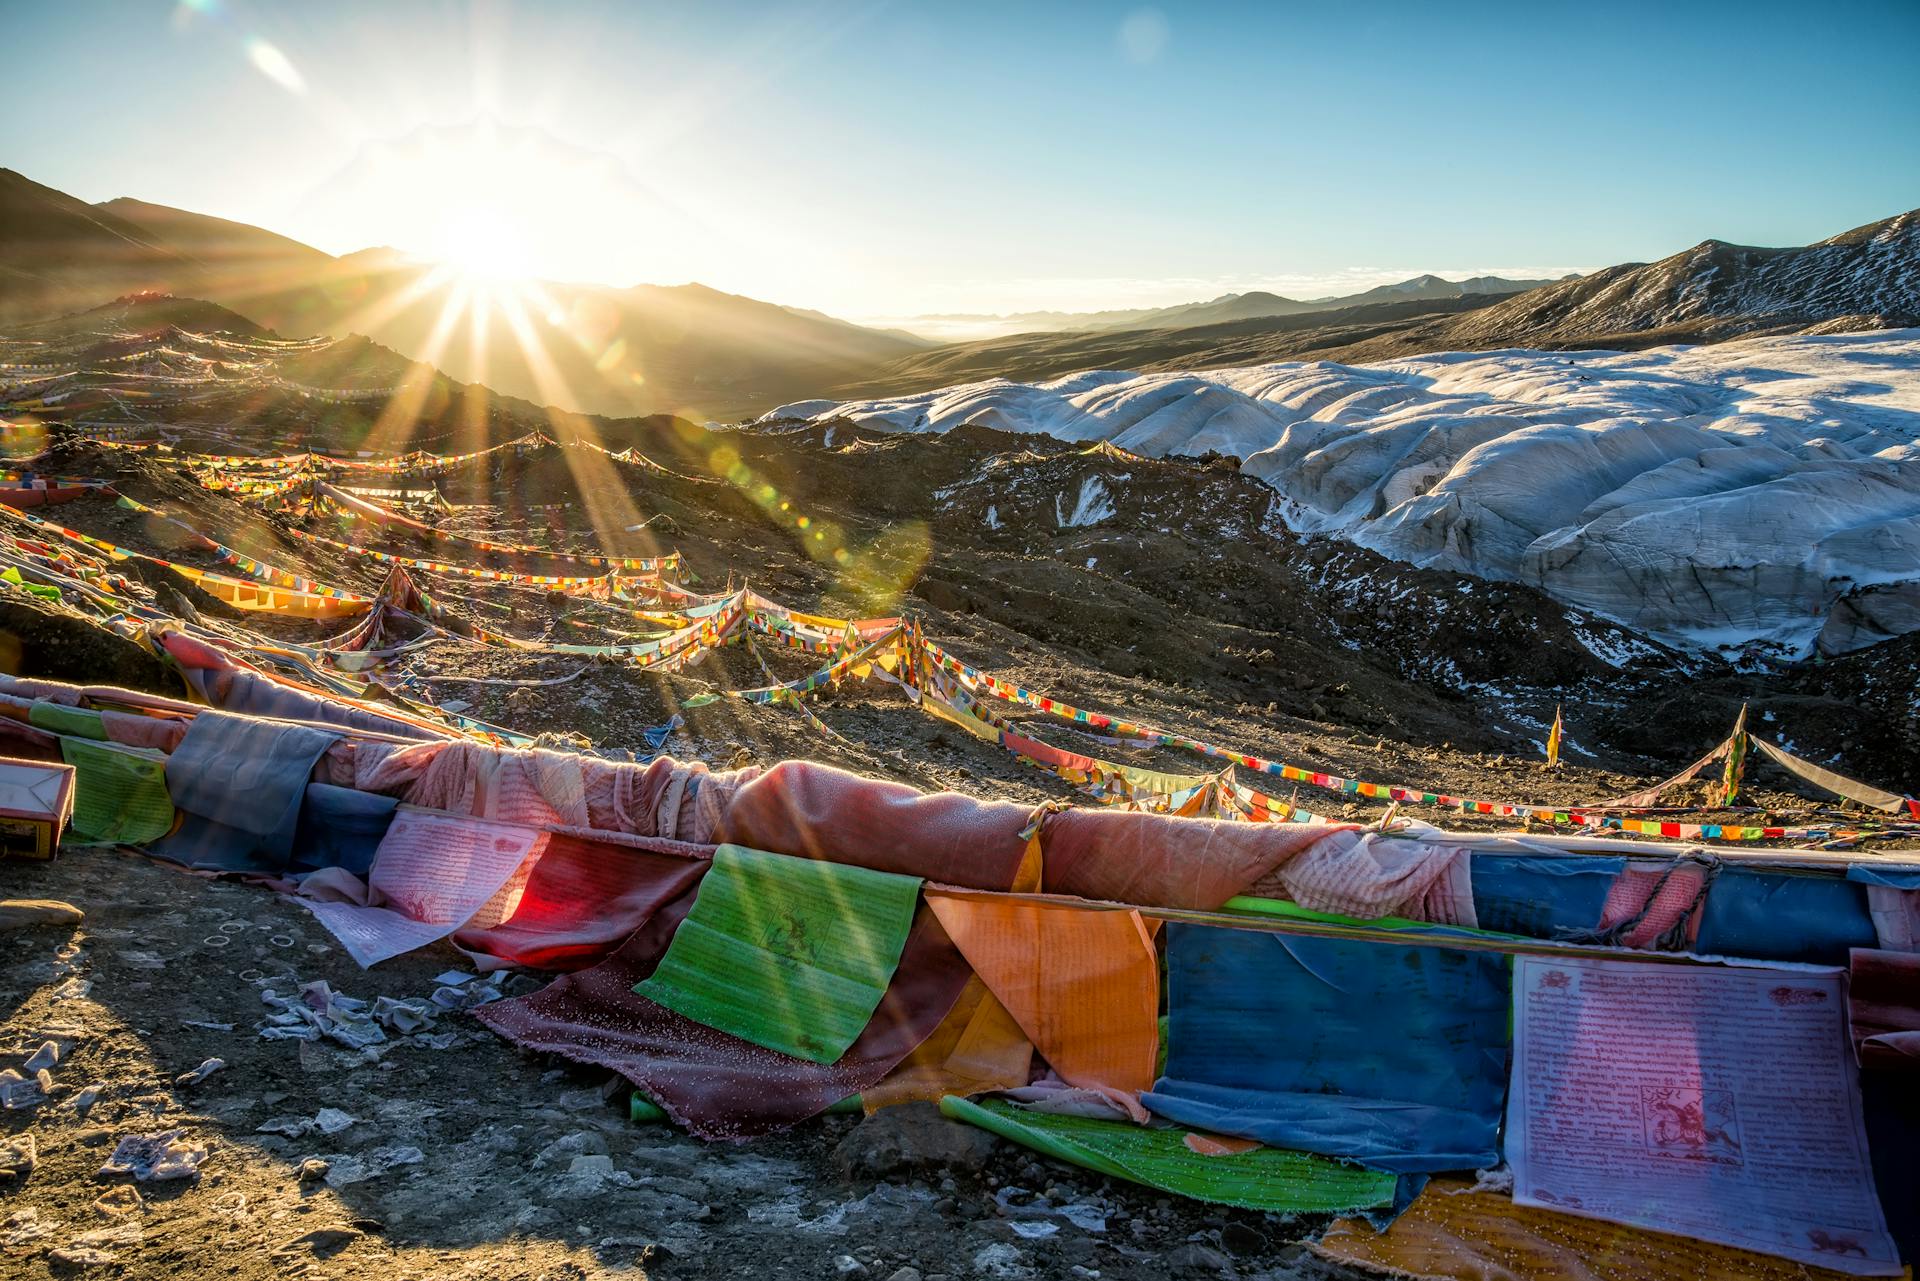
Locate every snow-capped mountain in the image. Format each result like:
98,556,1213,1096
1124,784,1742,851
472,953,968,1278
763,331,1920,658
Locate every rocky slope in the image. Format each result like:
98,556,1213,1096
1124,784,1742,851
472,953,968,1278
1417,209,1920,352
13,292,1920,791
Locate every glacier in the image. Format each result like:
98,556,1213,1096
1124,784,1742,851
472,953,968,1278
762,331,1920,656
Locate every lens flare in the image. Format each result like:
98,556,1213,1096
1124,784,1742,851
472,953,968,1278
245,38,306,95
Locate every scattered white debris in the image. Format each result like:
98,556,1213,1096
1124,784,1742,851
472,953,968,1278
258,1106,356,1140
98,1130,209,1181
1008,1221,1058,1239
0,1068,52,1110
173,1058,225,1087
973,1242,1029,1277
1,1208,55,1247
314,1144,422,1187
0,1132,34,1182
256,1116,311,1138
48,1245,117,1268
71,1223,142,1250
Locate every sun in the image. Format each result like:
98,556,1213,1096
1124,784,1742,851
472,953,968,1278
433,206,535,283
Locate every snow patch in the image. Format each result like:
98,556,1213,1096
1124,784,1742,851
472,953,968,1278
1056,476,1118,528
764,331,1920,656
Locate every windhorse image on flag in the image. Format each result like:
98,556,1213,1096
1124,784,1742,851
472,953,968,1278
2,2,1918,1279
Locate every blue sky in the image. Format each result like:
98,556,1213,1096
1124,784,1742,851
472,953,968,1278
5,0,1917,319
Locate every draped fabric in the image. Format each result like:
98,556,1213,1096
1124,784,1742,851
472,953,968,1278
1144,924,1510,1173
149,709,338,873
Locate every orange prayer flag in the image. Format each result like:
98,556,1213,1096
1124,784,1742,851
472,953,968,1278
1313,1176,1879,1281
862,976,1034,1111
926,892,1160,1095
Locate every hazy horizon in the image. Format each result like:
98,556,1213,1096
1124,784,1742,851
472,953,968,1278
7,0,1917,323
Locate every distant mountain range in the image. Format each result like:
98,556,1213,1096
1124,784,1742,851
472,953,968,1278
836,211,1920,401
0,168,931,421
895,274,1564,340
2,164,1914,421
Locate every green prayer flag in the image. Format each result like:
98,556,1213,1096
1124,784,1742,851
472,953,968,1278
1223,895,1514,938
940,1096,1398,1214
629,1091,860,1126
29,702,109,741
635,843,922,1064
2,565,61,601
60,738,175,845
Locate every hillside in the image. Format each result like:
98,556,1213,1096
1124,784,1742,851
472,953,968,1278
1328,272,1568,307
98,196,333,272
0,168,196,325
0,170,929,421
5,293,1914,789
1091,274,1557,331
826,295,1508,398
